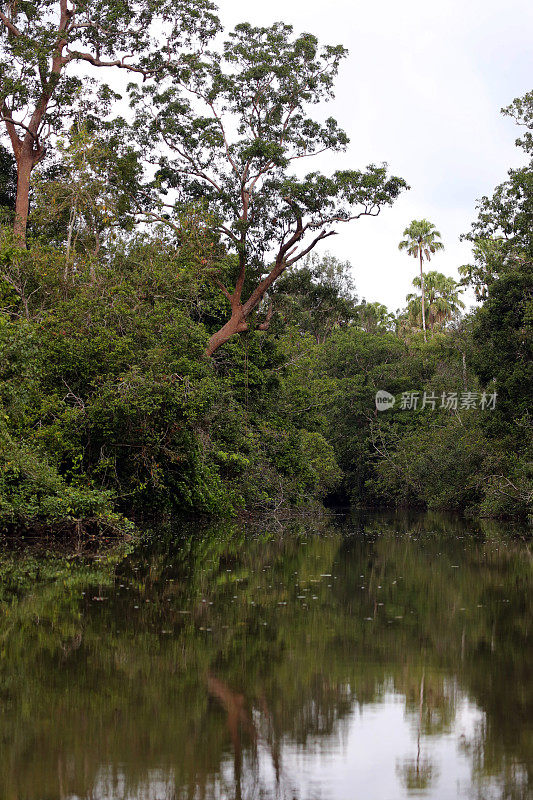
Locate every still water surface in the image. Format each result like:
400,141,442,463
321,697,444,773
0,512,531,799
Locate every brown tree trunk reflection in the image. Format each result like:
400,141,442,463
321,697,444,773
207,674,257,800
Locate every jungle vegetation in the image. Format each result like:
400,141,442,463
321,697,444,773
0,3,531,535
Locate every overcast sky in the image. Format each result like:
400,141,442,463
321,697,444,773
217,0,533,311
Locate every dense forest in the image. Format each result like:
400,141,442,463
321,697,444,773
0,2,531,535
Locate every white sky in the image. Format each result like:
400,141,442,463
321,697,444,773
218,0,533,312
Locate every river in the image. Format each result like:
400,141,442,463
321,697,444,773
0,511,531,799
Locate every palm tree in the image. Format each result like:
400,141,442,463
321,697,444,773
399,220,444,341
407,271,465,332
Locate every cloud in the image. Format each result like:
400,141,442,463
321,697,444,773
219,0,532,309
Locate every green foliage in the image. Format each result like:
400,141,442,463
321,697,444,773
456,91,532,518
357,300,396,333
0,142,16,212
0,0,220,148
472,260,532,428
372,416,491,511
318,328,436,504
0,413,130,534
299,429,342,496
0,43,529,533
398,219,444,262
0,182,528,530
398,219,445,341
0,210,348,531
460,91,533,298
406,270,465,332
131,19,407,353
272,252,358,343
30,119,145,262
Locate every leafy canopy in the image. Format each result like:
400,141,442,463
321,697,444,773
132,21,408,291
398,219,444,262
0,0,220,166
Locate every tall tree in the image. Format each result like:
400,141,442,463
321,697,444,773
0,0,219,243
407,270,464,332
132,22,407,356
398,219,444,341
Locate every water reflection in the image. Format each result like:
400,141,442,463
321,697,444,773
0,512,531,799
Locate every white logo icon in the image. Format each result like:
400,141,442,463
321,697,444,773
375,390,395,411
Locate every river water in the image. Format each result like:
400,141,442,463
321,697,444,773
0,511,531,799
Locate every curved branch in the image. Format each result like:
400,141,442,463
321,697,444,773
1,103,23,153
215,279,233,303
258,302,273,330
0,11,22,36
64,50,150,77
285,229,336,266
0,115,39,144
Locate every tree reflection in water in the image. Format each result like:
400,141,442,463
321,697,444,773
0,511,531,799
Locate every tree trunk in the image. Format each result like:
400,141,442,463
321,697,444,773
417,670,425,773
419,250,427,342
205,251,291,356
207,673,256,800
21,293,30,320
64,197,78,279
13,152,33,245
205,309,248,357
4,5,69,245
